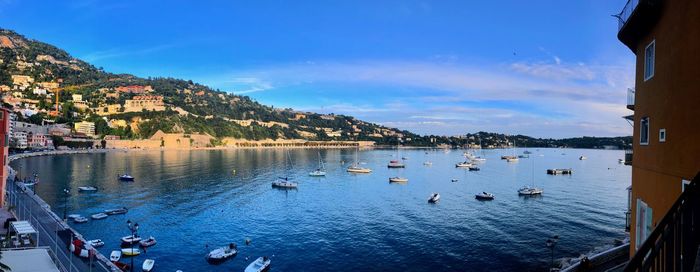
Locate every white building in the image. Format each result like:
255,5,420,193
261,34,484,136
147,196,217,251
12,131,27,149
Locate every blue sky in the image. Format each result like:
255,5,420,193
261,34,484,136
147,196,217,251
0,0,635,138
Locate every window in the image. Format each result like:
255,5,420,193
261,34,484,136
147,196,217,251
683,180,691,192
644,40,655,81
659,129,666,142
640,117,649,145
635,199,653,249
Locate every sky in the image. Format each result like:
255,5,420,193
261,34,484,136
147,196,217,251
0,0,636,138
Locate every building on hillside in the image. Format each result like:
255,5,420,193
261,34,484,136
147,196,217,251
10,75,33,89
108,119,128,128
27,132,48,149
71,94,83,102
615,0,700,269
74,121,95,137
32,88,47,95
48,125,71,137
124,95,165,112
0,108,9,206
11,131,27,149
36,81,59,89
115,85,152,94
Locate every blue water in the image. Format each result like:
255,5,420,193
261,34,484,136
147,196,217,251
13,148,630,271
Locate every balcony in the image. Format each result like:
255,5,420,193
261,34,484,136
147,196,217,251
624,173,700,271
624,149,633,165
616,0,663,51
627,88,635,110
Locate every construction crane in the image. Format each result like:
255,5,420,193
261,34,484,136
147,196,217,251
49,82,96,117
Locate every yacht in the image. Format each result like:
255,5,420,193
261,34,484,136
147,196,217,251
475,192,495,200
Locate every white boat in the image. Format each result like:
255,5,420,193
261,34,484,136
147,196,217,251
118,174,135,181
272,177,298,189
206,243,238,263
139,236,157,247
142,259,155,272
472,157,486,162
104,207,128,215
455,161,472,168
428,193,440,203
91,213,108,220
309,151,327,176
73,216,88,223
110,250,121,262
245,256,271,272
475,192,495,200
88,239,104,248
451,179,458,182
506,157,519,162
67,214,81,219
78,186,98,192
518,186,543,196
423,161,432,166
121,235,142,244
579,156,587,160
389,177,408,183
121,248,141,257
387,160,405,168
347,146,371,173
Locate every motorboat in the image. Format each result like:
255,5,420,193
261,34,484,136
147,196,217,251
272,177,298,189
78,186,98,192
245,256,271,272
506,157,519,162
347,165,372,173
389,177,408,183
88,239,104,248
468,166,480,171
104,207,128,215
579,156,587,160
142,259,155,272
91,213,108,220
387,160,405,168
455,161,472,168
73,216,88,223
518,186,543,196
423,161,432,166
121,248,141,257
451,179,458,182
121,235,142,245
308,169,326,177
118,174,135,181
475,192,495,200
206,243,238,263
139,236,157,247
428,193,440,203
110,250,121,262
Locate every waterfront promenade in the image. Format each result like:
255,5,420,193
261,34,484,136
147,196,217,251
7,149,117,272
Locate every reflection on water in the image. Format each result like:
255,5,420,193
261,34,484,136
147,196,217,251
13,148,630,271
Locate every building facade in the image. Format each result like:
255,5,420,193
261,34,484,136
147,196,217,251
124,95,165,112
616,0,700,254
0,108,10,206
74,121,95,137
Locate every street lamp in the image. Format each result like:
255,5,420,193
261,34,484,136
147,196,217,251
126,220,139,272
62,188,70,221
546,235,560,270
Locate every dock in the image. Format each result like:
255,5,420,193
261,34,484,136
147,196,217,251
547,168,573,175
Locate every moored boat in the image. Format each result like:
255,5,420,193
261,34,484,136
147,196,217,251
121,248,141,257
455,161,472,168
387,160,405,168
142,259,155,272
475,192,495,200
347,165,372,173
139,236,157,248
518,186,543,196
118,174,135,181
67,214,81,219
579,155,587,160
271,177,298,189
206,243,238,263
78,186,98,192
88,239,104,248
468,166,480,171
121,235,142,245
428,193,440,203
91,213,108,220
389,177,408,183
506,157,519,162
423,161,432,166
73,216,88,223
110,250,121,262
104,207,128,215
245,256,271,272
308,169,326,177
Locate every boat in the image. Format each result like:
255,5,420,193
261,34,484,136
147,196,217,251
389,177,408,183
428,193,440,203
618,158,624,163
67,214,81,219
112,261,129,271
78,186,98,192
475,192,495,200
468,166,480,171
579,156,587,160
547,168,573,175
472,157,486,162
142,259,155,272
518,154,529,158
523,150,532,154
506,157,519,162
206,243,238,263
73,216,88,223
88,239,104,248
244,256,271,272
455,161,472,168
139,236,157,247
387,160,405,168
347,145,372,173
423,161,432,166
518,186,544,196
118,174,135,181
110,250,121,262
121,235,142,245
271,177,298,189
121,248,141,257
91,213,108,220
451,179,458,182
309,151,327,176
104,207,128,215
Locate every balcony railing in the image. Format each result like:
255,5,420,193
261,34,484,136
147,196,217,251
624,173,700,272
627,88,635,110
618,0,640,31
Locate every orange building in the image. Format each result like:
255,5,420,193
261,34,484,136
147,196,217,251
616,0,700,263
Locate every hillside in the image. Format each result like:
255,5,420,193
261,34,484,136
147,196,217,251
0,28,631,149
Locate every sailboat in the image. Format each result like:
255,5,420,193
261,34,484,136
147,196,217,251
506,136,519,162
347,145,372,173
387,138,406,168
272,150,298,188
518,154,542,196
309,151,327,176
